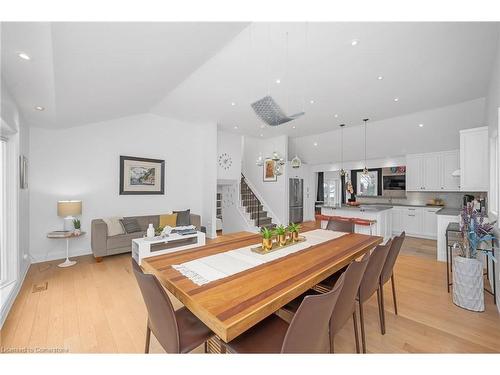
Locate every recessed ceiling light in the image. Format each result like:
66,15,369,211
351,39,359,46
377,76,383,80
17,52,31,60
234,125,238,129
275,78,281,84
34,106,45,111
231,102,236,106
310,100,314,104
418,123,424,128
260,133,264,137
393,97,399,102
313,142,318,146
334,114,339,118
292,125,296,129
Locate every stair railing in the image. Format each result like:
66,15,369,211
241,174,261,229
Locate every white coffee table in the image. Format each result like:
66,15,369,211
132,231,205,265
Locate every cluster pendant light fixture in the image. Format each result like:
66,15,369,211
362,118,369,175
339,124,346,177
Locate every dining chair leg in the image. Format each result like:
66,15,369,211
145,323,151,354
358,300,367,353
391,274,398,315
376,286,386,335
353,311,360,354
330,335,335,354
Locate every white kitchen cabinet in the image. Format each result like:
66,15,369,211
406,150,460,192
441,150,460,191
422,207,440,238
403,207,423,235
460,127,488,192
391,207,403,234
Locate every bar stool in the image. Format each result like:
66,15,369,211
352,218,376,235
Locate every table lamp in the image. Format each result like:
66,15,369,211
58,200,82,231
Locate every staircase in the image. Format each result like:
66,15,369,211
240,175,276,230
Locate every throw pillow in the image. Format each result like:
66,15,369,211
173,209,191,226
120,217,142,234
159,213,177,228
103,217,125,237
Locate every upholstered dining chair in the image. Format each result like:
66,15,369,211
326,217,355,233
131,259,214,353
378,231,406,333
356,240,392,353
282,253,370,353
222,273,345,354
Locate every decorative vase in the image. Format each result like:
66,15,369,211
292,231,299,242
73,229,81,236
262,238,273,251
452,256,484,312
147,223,155,238
279,234,287,246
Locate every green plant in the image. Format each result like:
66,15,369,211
155,225,165,236
287,223,301,233
261,227,274,239
72,219,81,230
275,225,287,235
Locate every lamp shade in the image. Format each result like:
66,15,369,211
57,200,82,217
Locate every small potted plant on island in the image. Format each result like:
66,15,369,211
275,225,288,246
288,222,301,242
261,227,274,251
453,204,495,312
72,219,81,235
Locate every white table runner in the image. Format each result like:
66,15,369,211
172,229,346,286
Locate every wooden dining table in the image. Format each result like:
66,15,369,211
141,221,383,343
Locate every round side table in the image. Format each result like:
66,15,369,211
47,231,86,267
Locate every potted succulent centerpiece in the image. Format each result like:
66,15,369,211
275,225,288,246
261,227,274,251
288,222,301,242
72,219,81,235
453,205,495,312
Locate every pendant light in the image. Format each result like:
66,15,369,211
339,124,346,176
362,118,369,175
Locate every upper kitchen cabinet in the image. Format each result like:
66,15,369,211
460,127,489,192
406,150,460,192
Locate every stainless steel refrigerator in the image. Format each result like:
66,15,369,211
289,178,304,223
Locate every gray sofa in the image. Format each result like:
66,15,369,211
91,213,201,261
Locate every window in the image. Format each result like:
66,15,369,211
356,170,378,196
323,177,341,207
0,137,7,285
490,130,499,218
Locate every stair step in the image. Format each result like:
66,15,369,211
249,211,267,219
256,217,272,226
259,222,276,230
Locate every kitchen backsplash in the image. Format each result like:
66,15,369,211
357,191,487,208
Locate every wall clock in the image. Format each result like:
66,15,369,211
218,153,233,170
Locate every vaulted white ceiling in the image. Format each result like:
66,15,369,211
1,22,247,128
1,22,499,135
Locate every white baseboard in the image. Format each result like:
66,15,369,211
0,261,30,329
30,248,93,264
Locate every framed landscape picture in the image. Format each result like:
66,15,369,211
119,155,165,195
263,158,277,182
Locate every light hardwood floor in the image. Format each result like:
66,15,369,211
1,235,499,353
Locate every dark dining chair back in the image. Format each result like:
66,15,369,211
131,259,180,353
358,240,392,303
330,252,370,336
281,273,345,353
381,232,405,284
326,219,355,233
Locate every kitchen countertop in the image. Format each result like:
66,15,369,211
322,205,393,212
321,203,461,215
435,208,461,216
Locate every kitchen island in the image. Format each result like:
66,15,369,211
321,205,393,243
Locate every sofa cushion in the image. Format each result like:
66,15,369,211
102,217,125,237
174,209,191,226
126,215,159,231
107,232,144,250
121,217,142,234
159,213,177,228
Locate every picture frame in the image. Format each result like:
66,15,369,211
119,155,165,195
263,158,277,182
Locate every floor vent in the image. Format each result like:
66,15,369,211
32,282,48,293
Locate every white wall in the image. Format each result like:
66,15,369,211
201,123,218,238
217,130,242,181
29,113,216,262
242,134,289,225
289,98,486,165
485,26,500,308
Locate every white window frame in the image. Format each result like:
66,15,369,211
356,170,378,197
489,131,499,219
